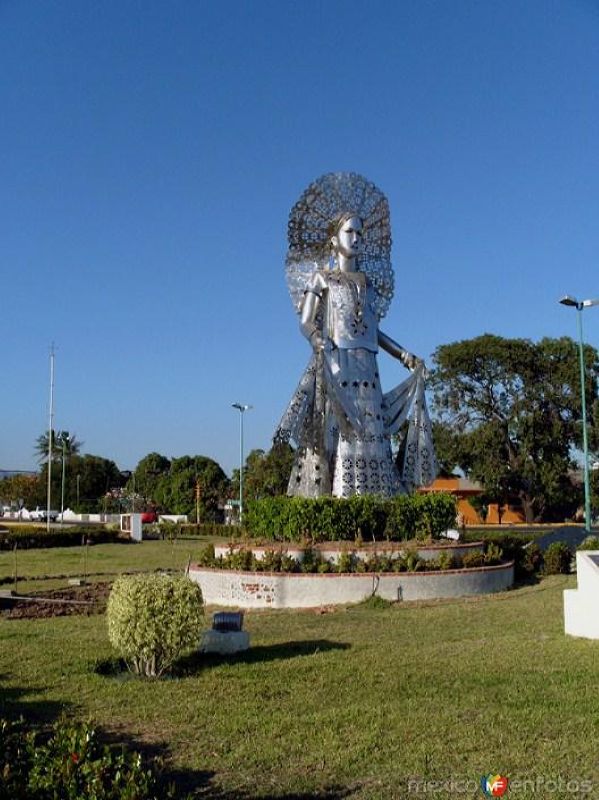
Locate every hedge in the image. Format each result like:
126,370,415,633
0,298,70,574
147,522,238,540
0,525,122,551
243,493,457,542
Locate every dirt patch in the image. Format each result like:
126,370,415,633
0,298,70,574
1,582,111,619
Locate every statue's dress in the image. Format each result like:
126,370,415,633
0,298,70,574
275,269,434,498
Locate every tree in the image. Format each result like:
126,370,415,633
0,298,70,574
41,453,125,512
430,334,599,522
131,452,171,502
34,430,82,464
131,453,230,520
232,443,295,500
0,473,44,509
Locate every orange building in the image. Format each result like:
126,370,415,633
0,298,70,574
418,476,526,525
418,476,484,525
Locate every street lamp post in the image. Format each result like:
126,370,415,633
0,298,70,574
60,436,68,527
559,295,599,532
232,403,252,525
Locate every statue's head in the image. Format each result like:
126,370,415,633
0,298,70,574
286,172,394,317
330,213,363,263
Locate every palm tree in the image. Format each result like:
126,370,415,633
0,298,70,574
35,430,82,464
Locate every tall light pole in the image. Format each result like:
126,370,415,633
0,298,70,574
232,403,252,525
559,295,599,532
46,345,55,534
60,434,70,526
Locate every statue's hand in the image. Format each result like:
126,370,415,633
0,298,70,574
312,335,325,353
309,329,325,353
402,351,421,371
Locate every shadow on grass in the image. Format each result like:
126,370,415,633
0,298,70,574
97,717,357,800
187,784,357,799
175,638,351,675
0,674,356,799
0,676,69,725
94,639,351,679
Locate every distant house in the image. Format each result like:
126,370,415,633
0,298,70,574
417,475,526,525
418,475,484,525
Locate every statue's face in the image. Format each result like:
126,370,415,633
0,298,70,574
333,216,363,260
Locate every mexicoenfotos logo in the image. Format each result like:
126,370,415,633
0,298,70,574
481,773,509,796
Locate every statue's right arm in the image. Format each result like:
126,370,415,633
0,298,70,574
299,272,327,352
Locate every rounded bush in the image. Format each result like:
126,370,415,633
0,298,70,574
578,535,599,551
107,574,203,677
542,542,572,575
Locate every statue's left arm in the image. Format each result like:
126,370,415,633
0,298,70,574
378,330,423,372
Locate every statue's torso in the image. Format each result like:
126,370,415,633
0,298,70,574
320,270,379,352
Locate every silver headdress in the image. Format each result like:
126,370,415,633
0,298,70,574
286,172,394,320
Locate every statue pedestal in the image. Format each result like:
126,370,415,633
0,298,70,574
199,630,250,655
564,551,599,639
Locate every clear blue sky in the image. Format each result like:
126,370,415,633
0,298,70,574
2,0,598,476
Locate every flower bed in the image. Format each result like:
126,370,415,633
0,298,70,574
189,539,513,608
212,540,485,566
188,561,515,609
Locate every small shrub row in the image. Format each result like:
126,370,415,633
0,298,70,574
244,493,457,543
0,716,186,799
0,525,122,551
463,529,575,577
144,522,240,540
195,542,504,574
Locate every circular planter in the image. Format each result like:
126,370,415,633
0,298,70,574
188,560,514,609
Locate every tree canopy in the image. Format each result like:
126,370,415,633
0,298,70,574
131,453,230,520
430,334,599,522
231,443,295,501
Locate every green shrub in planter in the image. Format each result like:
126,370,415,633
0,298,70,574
578,535,599,551
542,542,572,575
437,551,457,570
245,492,457,543
196,542,216,567
519,542,543,577
484,543,504,566
107,574,203,677
462,551,485,568
337,550,356,573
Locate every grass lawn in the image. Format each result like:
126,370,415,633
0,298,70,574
0,538,217,593
1,542,598,798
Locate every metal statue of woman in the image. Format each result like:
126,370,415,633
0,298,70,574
275,172,436,498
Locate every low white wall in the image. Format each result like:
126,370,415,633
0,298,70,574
189,562,514,609
564,551,599,639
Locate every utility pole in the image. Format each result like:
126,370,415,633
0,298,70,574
195,479,201,525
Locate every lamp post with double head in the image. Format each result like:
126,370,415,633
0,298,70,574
232,403,252,525
559,295,599,532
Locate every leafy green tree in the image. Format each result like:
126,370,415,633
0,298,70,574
231,443,295,501
0,473,44,509
131,452,171,502
41,454,125,512
430,334,599,522
131,454,230,519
